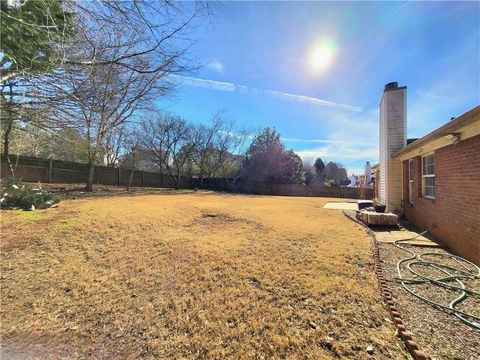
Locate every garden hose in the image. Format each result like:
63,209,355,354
393,228,480,330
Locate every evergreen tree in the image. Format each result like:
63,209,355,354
314,157,326,181
1,0,73,82
244,127,304,185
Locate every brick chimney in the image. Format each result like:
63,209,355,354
379,82,407,211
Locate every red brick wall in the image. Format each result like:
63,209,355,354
402,134,480,265
402,160,409,205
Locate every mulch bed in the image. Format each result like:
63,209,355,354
378,242,480,359
20,182,128,198
20,182,200,200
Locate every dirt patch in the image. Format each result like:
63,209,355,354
1,194,407,359
199,212,238,223
195,211,262,228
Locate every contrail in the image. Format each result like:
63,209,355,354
170,75,363,112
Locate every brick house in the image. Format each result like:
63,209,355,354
373,82,480,264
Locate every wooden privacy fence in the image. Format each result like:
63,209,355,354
241,182,374,199
0,155,192,189
1,155,374,199
194,178,374,200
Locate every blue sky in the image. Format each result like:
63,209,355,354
159,1,479,175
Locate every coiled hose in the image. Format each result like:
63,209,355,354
394,228,480,329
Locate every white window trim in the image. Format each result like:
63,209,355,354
408,159,413,204
422,153,435,199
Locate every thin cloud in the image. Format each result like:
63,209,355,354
170,75,362,112
293,108,380,173
281,137,370,145
170,75,235,92
265,90,362,112
206,61,224,73
296,144,378,164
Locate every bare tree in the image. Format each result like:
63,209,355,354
116,128,141,192
63,1,208,75
1,0,208,80
209,126,248,189
103,125,127,167
193,110,226,185
56,1,206,191
1,0,208,178
57,60,164,191
191,111,249,188
218,139,249,191
140,114,198,190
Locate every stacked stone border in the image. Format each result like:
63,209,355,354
343,211,429,360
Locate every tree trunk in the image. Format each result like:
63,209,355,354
128,168,135,192
232,177,240,193
3,125,11,156
174,171,180,190
86,162,96,192
2,83,14,157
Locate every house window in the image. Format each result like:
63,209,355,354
408,159,413,204
422,154,435,199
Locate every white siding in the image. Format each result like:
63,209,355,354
378,86,406,212
379,96,387,204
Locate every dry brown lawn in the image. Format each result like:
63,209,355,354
1,193,406,359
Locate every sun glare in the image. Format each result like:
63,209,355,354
309,38,338,73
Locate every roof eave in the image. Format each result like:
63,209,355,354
393,104,480,158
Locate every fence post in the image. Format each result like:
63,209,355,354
48,158,53,183
141,170,145,187
117,167,121,186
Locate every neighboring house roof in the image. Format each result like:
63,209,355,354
371,163,379,170
393,104,480,158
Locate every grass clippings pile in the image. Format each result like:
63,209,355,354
1,193,407,358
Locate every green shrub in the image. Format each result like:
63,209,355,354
324,179,339,187
0,177,60,210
